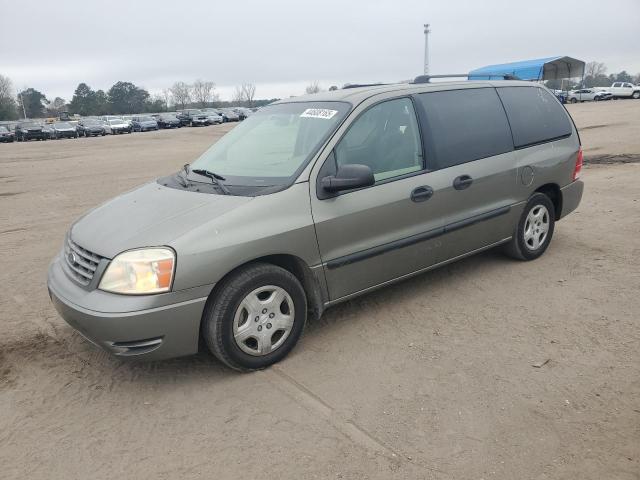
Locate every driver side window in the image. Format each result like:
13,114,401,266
335,98,423,182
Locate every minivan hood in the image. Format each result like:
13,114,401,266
70,182,252,258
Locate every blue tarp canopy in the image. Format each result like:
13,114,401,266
468,56,585,81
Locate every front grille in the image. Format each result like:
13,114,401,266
64,237,103,286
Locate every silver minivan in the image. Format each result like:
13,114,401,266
48,80,584,371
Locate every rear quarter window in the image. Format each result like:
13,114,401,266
416,87,513,169
497,87,572,148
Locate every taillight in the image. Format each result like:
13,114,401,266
573,147,583,181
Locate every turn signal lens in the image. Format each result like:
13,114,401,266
573,147,583,180
99,248,175,295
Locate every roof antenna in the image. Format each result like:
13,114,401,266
423,23,431,76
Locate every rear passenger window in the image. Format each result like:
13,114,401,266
416,88,513,169
497,87,572,148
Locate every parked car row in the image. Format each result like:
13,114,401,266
0,107,257,144
554,82,640,104
566,89,613,103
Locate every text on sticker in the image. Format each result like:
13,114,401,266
300,109,338,119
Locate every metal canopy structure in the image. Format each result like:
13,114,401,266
468,56,585,81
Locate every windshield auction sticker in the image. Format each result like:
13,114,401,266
300,108,339,119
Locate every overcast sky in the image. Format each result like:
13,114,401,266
1,0,639,101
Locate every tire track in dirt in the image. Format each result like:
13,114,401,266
265,366,402,462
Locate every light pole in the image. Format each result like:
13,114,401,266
18,89,27,119
423,23,431,75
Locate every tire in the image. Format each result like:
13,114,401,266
632,91,640,99
202,263,307,372
503,193,556,261
570,97,578,104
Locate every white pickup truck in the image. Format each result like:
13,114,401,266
608,82,640,99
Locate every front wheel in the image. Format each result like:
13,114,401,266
632,91,640,99
570,97,578,104
202,263,307,371
503,193,555,261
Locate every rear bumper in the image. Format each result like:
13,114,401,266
47,255,211,360
559,179,584,219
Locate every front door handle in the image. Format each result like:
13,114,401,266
453,175,473,190
411,186,434,202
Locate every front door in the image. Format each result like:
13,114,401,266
310,97,451,301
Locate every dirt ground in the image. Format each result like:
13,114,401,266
1,100,639,480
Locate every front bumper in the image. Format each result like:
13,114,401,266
559,179,584,219
47,254,212,360
57,131,77,138
24,132,46,139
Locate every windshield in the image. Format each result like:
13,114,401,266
0,126,8,132
139,116,154,122
108,119,122,124
54,122,72,128
190,101,350,187
83,119,99,125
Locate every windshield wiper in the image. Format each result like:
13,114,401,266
176,163,190,187
191,168,231,195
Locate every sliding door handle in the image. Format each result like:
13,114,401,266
453,175,473,190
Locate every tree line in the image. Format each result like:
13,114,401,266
0,75,276,120
2,62,639,120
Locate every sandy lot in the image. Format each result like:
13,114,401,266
1,101,639,479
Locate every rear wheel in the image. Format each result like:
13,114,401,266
504,193,555,261
202,263,307,371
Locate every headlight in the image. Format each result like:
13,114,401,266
99,248,175,295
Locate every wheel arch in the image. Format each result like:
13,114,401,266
535,183,562,220
202,253,326,327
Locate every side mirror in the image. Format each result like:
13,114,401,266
321,164,375,192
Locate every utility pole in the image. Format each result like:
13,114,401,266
423,23,431,75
